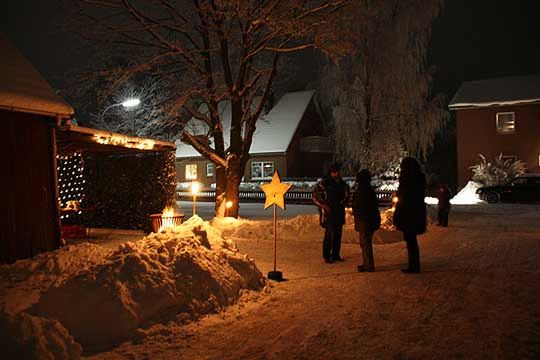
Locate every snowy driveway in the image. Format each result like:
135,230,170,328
93,204,540,359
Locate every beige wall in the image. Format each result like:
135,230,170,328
176,154,287,188
456,103,540,187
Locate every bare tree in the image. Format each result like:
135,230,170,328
319,0,449,174
68,0,353,217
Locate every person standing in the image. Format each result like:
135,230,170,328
352,170,381,272
393,157,427,273
437,183,452,227
313,163,350,263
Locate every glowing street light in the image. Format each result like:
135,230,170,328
191,182,200,216
121,98,141,108
98,98,141,129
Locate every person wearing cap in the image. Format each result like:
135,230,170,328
312,163,350,263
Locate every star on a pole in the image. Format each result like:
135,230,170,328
261,171,291,210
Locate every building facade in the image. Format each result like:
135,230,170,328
450,76,540,187
175,91,333,187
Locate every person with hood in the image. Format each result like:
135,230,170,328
313,163,350,263
437,183,452,227
393,157,427,273
352,170,381,272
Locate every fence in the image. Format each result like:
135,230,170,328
177,189,394,206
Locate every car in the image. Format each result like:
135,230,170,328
476,174,540,203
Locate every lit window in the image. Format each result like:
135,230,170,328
185,164,197,180
207,163,214,177
496,112,515,133
251,161,274,179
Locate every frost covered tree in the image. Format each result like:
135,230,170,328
67,0,353,217
319,0,449,174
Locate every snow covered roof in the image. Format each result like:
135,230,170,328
449,76,540,110
0,34,74,117
176,91,315,158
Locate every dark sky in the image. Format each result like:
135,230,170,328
1,0,539,101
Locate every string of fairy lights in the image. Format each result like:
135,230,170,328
56,152,86,221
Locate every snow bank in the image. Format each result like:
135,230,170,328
212,208,412,245
451,181,485,205
0,243,109,314
0,310,82,360
1,216,264,354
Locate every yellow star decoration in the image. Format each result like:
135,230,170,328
260,171,291,210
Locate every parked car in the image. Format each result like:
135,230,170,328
476,174,540,203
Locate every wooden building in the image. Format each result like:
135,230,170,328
0,34,73,263
175,91,333,187
449,76,540,188
1,35,176,263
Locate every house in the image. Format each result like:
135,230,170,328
449,75,540,188
175,91,333,187
1,34,176,263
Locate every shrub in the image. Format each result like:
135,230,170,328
470,154,526,186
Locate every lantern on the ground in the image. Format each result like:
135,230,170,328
191,182,200,216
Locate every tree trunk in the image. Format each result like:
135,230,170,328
214,164,227,216
223,155,243,218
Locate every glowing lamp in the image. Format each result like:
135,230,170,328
225,200,233,217
191,182,201,216
121,98,141,108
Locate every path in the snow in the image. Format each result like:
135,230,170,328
91,205,540,359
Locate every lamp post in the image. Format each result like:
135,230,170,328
191,182,200,217
98,98,141,129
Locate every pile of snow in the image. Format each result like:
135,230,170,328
0,311,82,360
1,216,264,356
451,181,485,205
212,208,410,245
0,243,110,314
425,181,485,206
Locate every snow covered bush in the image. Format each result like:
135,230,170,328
470,154,526,186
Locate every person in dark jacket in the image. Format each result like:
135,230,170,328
313,163,350,263
352,170,381,272
437,183,452,227
393,157,426,273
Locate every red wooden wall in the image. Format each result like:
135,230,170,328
0,109,60,263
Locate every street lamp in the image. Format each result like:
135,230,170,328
98,98,141,129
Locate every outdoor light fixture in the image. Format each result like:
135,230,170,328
121,98,141,108
191,182,200,216
225,200,233,217
98,98,141,128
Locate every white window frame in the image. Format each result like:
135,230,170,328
206,163,214,177
251,161,274,180
185,164,197,180
496,112,515,134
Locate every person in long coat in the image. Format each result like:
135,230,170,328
313,163,350,263
352,170,381,272
393,157,426,273
437,183,452,227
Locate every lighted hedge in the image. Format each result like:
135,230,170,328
82,151,176,232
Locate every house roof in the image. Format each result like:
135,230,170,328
175,90,315,158
0,33,74,118
449,75,540,110
56,123,176,156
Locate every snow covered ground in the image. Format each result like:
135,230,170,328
84,204,540,359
